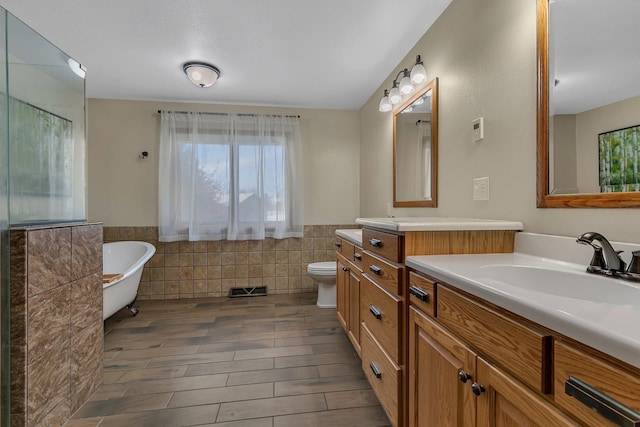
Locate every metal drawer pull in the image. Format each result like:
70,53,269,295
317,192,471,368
369,238,382,247
369,306,382,319
353,253,362,260
334,242,341,247
341,266,349,272
409,286,429,302
565,376,640,427
369,362,382,379
369,265,382,275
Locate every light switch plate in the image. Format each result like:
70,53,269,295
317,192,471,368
473,177,490,200
472,117,484,142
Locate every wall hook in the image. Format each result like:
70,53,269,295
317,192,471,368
138,151,149,160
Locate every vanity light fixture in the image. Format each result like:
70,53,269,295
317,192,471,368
388,81,402,105
399,70,414,95
378,54,428,112
183,62,221,88
379,90,392,112
410,55,427,84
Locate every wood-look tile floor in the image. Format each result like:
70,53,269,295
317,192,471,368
65,293,391,427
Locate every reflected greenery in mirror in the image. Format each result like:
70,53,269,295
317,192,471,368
394,77,438,207
537,0,640,207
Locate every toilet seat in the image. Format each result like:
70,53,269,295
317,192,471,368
307,261,336,275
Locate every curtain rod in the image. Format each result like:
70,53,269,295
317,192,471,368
157,110,300,118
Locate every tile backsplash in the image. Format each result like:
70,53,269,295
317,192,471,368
103,224,359,300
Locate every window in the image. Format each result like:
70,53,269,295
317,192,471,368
159,111,303,241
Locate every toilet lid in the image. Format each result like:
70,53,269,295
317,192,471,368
307,261,336,275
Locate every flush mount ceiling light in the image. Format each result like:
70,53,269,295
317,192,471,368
378,54,428,112
183,62,221,88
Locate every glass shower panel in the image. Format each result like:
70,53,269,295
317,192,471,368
0,8,9,425
7,12,86,224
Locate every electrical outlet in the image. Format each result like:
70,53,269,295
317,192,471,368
473,177,490,200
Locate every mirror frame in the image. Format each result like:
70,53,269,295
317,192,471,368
536,0,640,208
393,77,439,208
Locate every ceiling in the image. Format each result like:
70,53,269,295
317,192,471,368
0,0,452,110
551,0,640,114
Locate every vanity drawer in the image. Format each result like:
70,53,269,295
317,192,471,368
363,251,402,295
341,239,355,259
361,323,400,427
437,285,552,394
352,245,363,271
363,228,401,263
408,271,436,318
554,341,640,427
360,275,401,364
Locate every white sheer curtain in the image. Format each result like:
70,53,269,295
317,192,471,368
158,111,303,241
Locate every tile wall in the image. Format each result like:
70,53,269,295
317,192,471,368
10,223,103,426
103,224,359,300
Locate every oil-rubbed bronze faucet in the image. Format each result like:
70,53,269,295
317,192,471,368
577,232,626,273
576,232,640,282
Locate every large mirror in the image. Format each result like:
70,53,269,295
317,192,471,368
537,0,640,207
394,77,438,207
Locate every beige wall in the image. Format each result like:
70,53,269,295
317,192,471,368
551,115,578,192
360,0,640,243
87,99,360,226
88,0,640,243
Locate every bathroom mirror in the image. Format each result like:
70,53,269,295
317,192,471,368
394,77,438,207
537,0,640,207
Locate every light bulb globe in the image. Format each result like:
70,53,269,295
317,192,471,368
410,63,427,84
389,87,402,104
379,95,392,112
399,75,414,95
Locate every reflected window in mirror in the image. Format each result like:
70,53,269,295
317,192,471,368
394,77,438,207
537,0,640,207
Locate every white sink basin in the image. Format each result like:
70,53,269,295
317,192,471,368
478,264,640,304
404,233,640,369
336,228,363,245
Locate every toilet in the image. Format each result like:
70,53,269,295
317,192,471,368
307,261,337,308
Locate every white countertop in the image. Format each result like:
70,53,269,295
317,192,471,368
355,217,523,232
336,229,362,246
405,232,640,369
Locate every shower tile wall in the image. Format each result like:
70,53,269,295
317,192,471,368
10,223,103,427
103,224,360,300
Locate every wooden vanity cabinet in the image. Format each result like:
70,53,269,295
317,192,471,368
409,306,476,427
357,228,517,427
407,271,591,427
554,341,640,427
336,254,349,331
335,238,363,356
475,357,578,427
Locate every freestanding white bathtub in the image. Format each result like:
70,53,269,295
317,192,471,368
103,241,156,320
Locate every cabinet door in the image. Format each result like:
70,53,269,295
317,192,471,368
348,267,361,354
336,256,349,330
409,307,476,427
475,357,578,427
